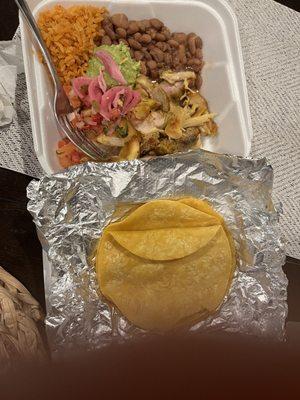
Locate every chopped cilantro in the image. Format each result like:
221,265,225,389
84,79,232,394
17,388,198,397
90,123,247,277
116,124,128,138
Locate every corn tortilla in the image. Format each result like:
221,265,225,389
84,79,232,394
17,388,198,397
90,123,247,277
96,198,235,332
110,226,221,261
105,200,220,231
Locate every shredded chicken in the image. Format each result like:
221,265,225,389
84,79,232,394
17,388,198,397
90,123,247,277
128,71,217,158
160,70,196,84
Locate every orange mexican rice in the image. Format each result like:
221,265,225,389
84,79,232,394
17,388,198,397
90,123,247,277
37,5,107,84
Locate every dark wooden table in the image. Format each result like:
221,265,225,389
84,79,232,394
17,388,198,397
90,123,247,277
0,0,299,323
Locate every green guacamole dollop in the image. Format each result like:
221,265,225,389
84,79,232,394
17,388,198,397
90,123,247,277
87,43,140,87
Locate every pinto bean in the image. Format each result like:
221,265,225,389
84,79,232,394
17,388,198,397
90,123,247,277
187,32,197,40
164,52,172,66
103,25,116,40
94,35,102,46
140,34,152,44
188,35,197,55
111,14,129,29
155,32,166,42
140,61,148,75
187,58,203,72
167,39,179,48
102,17,112,27
156,42,168,52
172,32,187,44
142,19,151,29
133,32,142,41
146,60,157,70
150,47,164,63
99,28,105,36
101,35,112,45
148,43,156,51
141,48,152,61
128,38,142,50
165,43,171,52
127,21,139,35
178,44,187,64
138,20,148,32
196,73,203,89
147,28,157,39
195,36,202,49
187,58,202,66
116,27,127,38
195,48,202,59
150,18,164,30
134,50,144,61
161,28,171,40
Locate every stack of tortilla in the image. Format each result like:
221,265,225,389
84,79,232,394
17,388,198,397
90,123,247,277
96,198,235,332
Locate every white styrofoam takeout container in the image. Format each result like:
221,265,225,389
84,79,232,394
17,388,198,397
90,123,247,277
20,0,253,174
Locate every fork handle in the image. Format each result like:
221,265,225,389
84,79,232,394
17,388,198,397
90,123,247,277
15,0,62,89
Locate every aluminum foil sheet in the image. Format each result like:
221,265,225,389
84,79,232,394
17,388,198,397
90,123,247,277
27,150,288,352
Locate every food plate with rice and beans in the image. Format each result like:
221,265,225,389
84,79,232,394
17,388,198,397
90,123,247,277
20,0,253,173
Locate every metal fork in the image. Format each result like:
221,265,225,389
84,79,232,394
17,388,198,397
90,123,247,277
15,0,111,161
